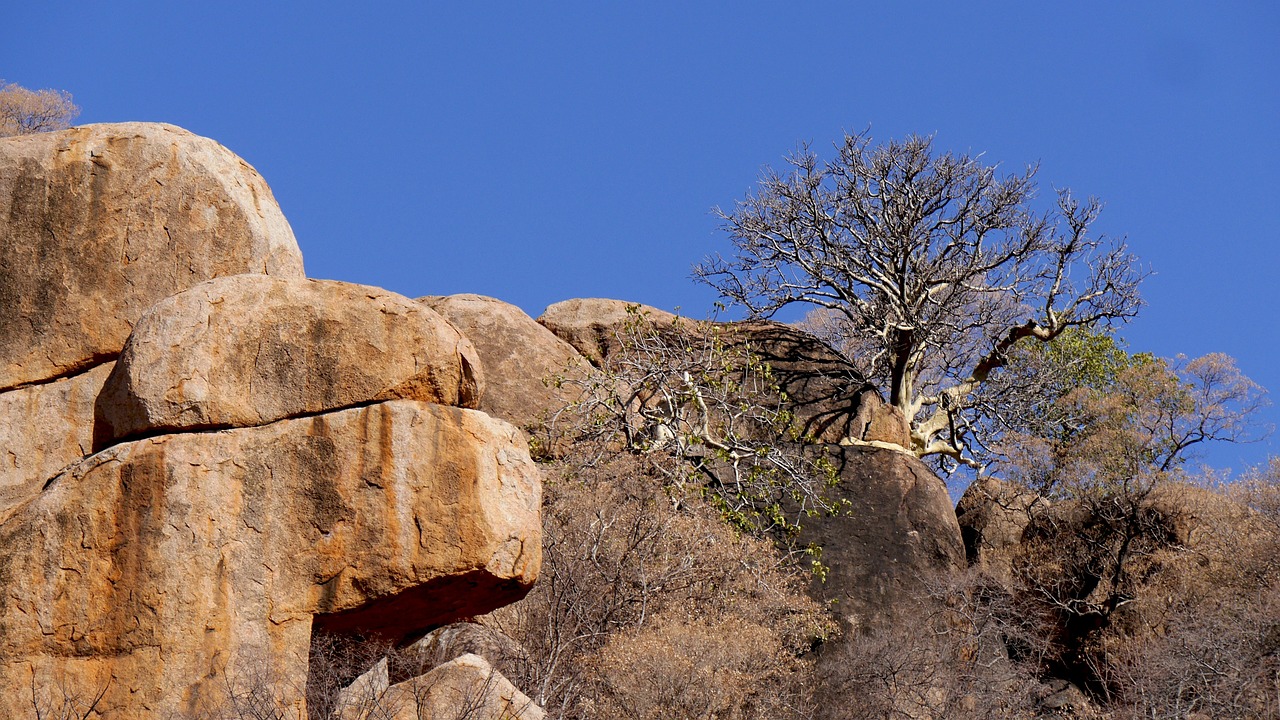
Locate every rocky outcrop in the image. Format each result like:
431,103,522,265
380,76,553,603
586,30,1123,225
97,276,483,444
0,122,542,718
537,298,909,447
955,475,1047,567
0,123,304,391
0,401,540,716
422,294,589,432
404,622,526,678
718,320,909,446
798,446,965,632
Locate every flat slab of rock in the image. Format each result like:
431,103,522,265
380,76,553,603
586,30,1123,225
421,294,589,431
96,276,483,444
0,123,304,390
0,362,113,521
0,400,541,717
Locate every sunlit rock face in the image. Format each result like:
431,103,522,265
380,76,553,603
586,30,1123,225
97,275,484,444
421,293,592,434
0,122,304,392
0,123,541,718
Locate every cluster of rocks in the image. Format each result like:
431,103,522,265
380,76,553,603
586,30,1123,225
1,122,971,717
0,124,541,718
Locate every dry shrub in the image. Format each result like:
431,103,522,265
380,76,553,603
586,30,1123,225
585,617,811,720
1100,472,1280,719
485,451,832,719
814,567,1049,720
0,80,79,136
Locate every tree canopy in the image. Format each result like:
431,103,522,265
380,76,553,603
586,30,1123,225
0,79,79,137
697,131,1146,471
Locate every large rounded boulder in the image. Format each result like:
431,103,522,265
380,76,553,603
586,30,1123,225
0,123,305,390
421,294,591,432
96,276,483,444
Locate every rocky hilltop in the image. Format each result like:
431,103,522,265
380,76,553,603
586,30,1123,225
0,123,969,718
0,124,542,717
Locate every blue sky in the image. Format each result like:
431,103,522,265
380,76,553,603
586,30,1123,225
5,2,1278,473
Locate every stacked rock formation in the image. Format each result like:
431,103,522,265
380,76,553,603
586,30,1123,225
0,124,541,717
438,294,963,633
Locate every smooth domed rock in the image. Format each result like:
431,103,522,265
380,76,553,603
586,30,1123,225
0,400,541,717
0,122,304,391
95,276,483,444
797,445,964,632
420,294,590,431
0,362,113,521
537,298,677,366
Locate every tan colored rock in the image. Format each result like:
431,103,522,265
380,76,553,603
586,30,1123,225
96,276,483,444
537,297,677,366
0,362,113,521
338,654,544,720
420,294,589,431
0,122,304,391
402,622,526,677
0,400,541,717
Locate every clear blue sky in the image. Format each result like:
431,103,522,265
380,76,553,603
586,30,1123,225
5,2,1278,473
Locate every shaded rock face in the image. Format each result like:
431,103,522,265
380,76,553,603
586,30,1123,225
0,123,305,391
421,294,589,432
797,446,965,632
0,401,540,716
537,298,908,447
955,475,1047,567
97,276,483,445
720,320,909,446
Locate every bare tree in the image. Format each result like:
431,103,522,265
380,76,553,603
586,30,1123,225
697,131,1145,471
0,80,79,137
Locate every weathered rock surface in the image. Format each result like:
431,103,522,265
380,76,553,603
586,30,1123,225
0,400,541,717
96,276,483,444
797,446,964,631
0,123,304,391
404,622,526,678
338,653,544,720
421,294,589,431
0,362,113,521
537,297,677,366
